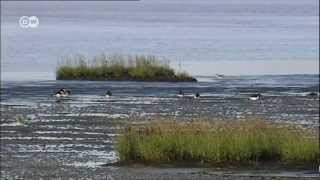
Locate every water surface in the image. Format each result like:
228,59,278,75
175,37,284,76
1,75,319,178
1,0,319,80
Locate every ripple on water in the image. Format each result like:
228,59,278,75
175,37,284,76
1,78,318,177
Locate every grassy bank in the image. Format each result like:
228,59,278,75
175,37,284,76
56,54,196,82
117,120,319,165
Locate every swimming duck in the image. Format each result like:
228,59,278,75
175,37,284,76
105,90,112,98
215,74,225,79
249,93,261,101
307,92,318,98
54,88,71,97
194,92,200,99
54,89,64,97
177,90,184,98
63,90,71,97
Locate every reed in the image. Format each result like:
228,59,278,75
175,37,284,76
117,120,319,165
56,54,196,82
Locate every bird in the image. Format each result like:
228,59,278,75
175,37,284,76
177,90,184,98
54,88,71,97
249,93,261,101
63,90,71,97
54,92,62,98
215,74,225,79
194,92,200,99
54,88,65,97
105,90,112,98
307,92,318,98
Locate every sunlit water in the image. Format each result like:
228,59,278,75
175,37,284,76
1,0,319,79
0,75,319,178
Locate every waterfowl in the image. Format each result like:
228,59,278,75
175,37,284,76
249,93,261,101
63,90,71,97
215,74,225,79
105,90,112,98
54,92,62,97
177,90,184,98
307,92,318,98
54,89,64,97
54,88,71,97
194,92,200,99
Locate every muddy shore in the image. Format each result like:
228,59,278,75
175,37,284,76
1,79,319,179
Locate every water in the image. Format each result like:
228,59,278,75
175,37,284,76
1,0,319,178
1,75,319,178
1,0,319,80
1,75,319,124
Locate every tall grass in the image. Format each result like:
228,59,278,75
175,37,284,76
117,120,319,165
56,54,196,82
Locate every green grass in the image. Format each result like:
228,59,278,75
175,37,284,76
117,120,319,165
56,54,196,82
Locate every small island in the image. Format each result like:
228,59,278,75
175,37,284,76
56,54,197,82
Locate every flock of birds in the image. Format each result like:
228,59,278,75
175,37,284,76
54,88,319,100
53,88,319,101
54,88,202,99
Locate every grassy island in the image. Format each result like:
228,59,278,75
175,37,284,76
117,120,319,166
56,54,196,82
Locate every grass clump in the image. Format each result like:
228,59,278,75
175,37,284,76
117,120,319,165
56,54,196,82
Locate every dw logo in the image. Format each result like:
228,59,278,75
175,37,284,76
19,16,39,28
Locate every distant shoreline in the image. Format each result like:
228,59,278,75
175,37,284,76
2,73,318,82
55,78,197,82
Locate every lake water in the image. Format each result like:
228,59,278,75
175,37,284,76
1,0,319,80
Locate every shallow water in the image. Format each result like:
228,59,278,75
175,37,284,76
1,0,319,178
1,75,319,178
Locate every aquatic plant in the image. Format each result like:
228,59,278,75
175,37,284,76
117,120,319,165
56,54,196,82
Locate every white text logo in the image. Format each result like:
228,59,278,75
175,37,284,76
19,16,39,28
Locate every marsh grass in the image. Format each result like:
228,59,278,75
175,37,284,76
117,120,319,165
56,54,196,82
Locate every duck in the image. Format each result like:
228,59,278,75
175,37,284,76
54,88,71,97
193,92,200,99
63,90,71,97
105,90,112,98
54,89,64,97
215,74,225,79
249,93,261,101
177,90,184,98
307,92,319,98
